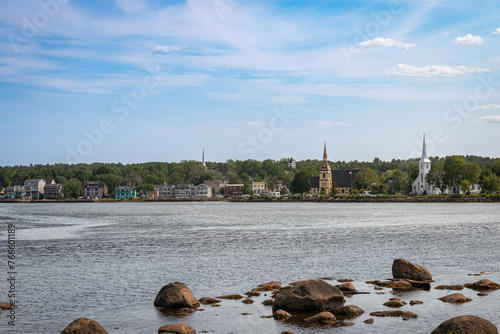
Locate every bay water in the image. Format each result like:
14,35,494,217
0,202,499,333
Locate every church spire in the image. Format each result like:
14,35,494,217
419,134,431,163
202,149,206,167
321,141,331,171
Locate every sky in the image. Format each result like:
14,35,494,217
0,0,499,166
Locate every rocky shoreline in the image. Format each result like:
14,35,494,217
55,259,499,334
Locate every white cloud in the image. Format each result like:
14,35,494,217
474,104,500,111
317,121,353,128
234,121,264,128
151,45,182,54
480,115,500,124
387,63,489,77
359,38,416,50
115,0,147,13
452,34,483,45
491,28,500,35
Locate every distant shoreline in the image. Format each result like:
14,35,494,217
1,196,499,203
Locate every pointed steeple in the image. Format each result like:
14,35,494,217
419,134,431,163
202,149,206,167
320,141,331,171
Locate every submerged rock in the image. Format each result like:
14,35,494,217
331,305,364,317
198,297,221,305
253,281,282,291
272,279,345,313
464,279,500,291
392,259,432,281
262,298,274,306
273,309,291,320
154,282,199,309
304,311,336,324
435,285,464,290
383,298,407,308
431,315,499,334
370,310,418,318
409,300,423,306
438,293,472,304
216,294,244,300
60,318,109,334
158,323,196,334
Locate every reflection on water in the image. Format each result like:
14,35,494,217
0,202,499,333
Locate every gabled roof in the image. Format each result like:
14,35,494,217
332,170,358,188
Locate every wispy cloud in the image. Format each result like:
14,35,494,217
387,63,489,77
452,34,483,45
474,104,500,111
206,92,241,101
490,28,500,35
317,120,352,128
480,115,500,124
115,0,147,13
359,38,416,50
151,45,182,54
234,121,264,128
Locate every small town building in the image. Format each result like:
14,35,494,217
44,183,64,199
225,184,244,197
115,186,136,199
192,184,212,198
24,179,46,199
203,179,226,195
251,181,266,195
288,157,296,169
5,185,25,199
84,181,105,199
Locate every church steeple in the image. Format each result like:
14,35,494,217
202,149,206,167
419,134,431,163
321,141,331,171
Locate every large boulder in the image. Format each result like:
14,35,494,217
392,259,432,281
60,318,109,334
158,323,196,334
431,315,498,334
272,279,345,313
154,282,199,309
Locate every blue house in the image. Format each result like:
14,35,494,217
115,186,136,199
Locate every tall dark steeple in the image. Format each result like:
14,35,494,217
321,141,331,171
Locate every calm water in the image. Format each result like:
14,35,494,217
0,202,499,333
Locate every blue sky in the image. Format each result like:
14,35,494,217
0,0,499,166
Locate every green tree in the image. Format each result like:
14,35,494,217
443,155,467,193
427,162,447,194
329,184,338,196
63,178,83,198
481,173,500,193
291,170,312,194
354,167,379,190
96,174,123,195
460,180,471,194
135,183,154,196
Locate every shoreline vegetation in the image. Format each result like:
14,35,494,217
2,194,500,203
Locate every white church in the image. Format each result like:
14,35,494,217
411,135,481,195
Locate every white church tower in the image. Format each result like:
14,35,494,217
412,134,436,195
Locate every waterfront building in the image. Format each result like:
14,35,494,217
84,181,105,199
24,179,46,199
204,179,227,194
44,183,64,199
5,185,25,199
115,186,136,199
251,181,266,195
225,184,244,197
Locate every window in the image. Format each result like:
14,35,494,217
421,173,423,182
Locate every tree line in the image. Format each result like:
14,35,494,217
0,155,498,198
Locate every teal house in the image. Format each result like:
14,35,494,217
115,186,136,199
